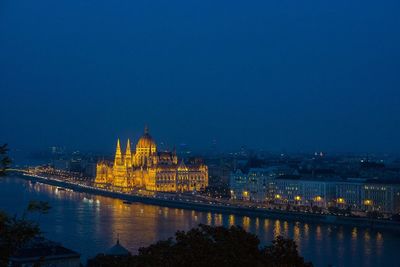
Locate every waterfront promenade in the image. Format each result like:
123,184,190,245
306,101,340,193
15,172,400,231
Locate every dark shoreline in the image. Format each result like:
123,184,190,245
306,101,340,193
17,173,400,231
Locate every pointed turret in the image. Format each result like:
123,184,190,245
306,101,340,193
178,159,187,171
125,139,132,167
114,139,123,166
144,124,149,135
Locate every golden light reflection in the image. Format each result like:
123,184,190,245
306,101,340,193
351,227,357,240
215,214,223,225
110,200,161,244
229,215,235,226
364,231,372,257
338,228,344,241
207,212,212,225
304,224,309,239
264,219,270,232
364,231,371,242
293,224,301,244
243,216,250,231
315,225,322,241
283,221,288,235
274,220,281,237
376,232,383,256
163,208,168,218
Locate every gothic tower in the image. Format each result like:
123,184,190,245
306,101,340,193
125,139,132,168
112,138,128,189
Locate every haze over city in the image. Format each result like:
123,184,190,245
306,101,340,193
1,0,400,153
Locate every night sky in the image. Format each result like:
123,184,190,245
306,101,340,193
1,0,399,154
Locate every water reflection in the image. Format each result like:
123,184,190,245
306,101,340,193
0,177,399,266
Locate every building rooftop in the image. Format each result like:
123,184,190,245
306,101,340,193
105,239,131,256
10,237,80,264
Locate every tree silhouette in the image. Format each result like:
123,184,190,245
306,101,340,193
0,211,40,266
0,144,11,176
88,224,313,267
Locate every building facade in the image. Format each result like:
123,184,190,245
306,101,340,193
229,169,400,213
95,127,208,192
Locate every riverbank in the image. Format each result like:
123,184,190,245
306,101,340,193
17,173,400,231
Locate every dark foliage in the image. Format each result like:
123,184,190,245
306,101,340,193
88,224,312,267
0,144,11,176
0,212,40,266
0,199,50,266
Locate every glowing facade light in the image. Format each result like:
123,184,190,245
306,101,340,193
364,199,372,206
295,196,301,201
275,194,281,199
94,126,208,192
314,196,322,202
337,198,345,204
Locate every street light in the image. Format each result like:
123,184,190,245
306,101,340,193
364,199,372,206
337,198,345,204
314,196,322,202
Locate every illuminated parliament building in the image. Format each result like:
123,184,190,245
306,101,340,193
95,126,208,192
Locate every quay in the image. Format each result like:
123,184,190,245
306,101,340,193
17,173,400,232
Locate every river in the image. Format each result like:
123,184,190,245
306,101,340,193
0,176,398,266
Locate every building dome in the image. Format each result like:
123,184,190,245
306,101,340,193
136,126,156,149
105,239,131,256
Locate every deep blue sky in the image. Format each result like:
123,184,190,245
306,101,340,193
1,0,400,154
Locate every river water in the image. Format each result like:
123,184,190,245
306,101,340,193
0,176,398,266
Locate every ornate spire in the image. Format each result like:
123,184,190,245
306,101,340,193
114,138,122,165
125,139,132,167
116,139,122,156
125,139,131,157
144,124,149,135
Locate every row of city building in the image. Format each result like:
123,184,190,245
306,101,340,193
230,167,400,214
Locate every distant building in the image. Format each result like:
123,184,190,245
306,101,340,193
229,169,400,213
9,237,80,267
52,159,70,171
230,166,296,202
207,158,232,188
95,126,208,192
